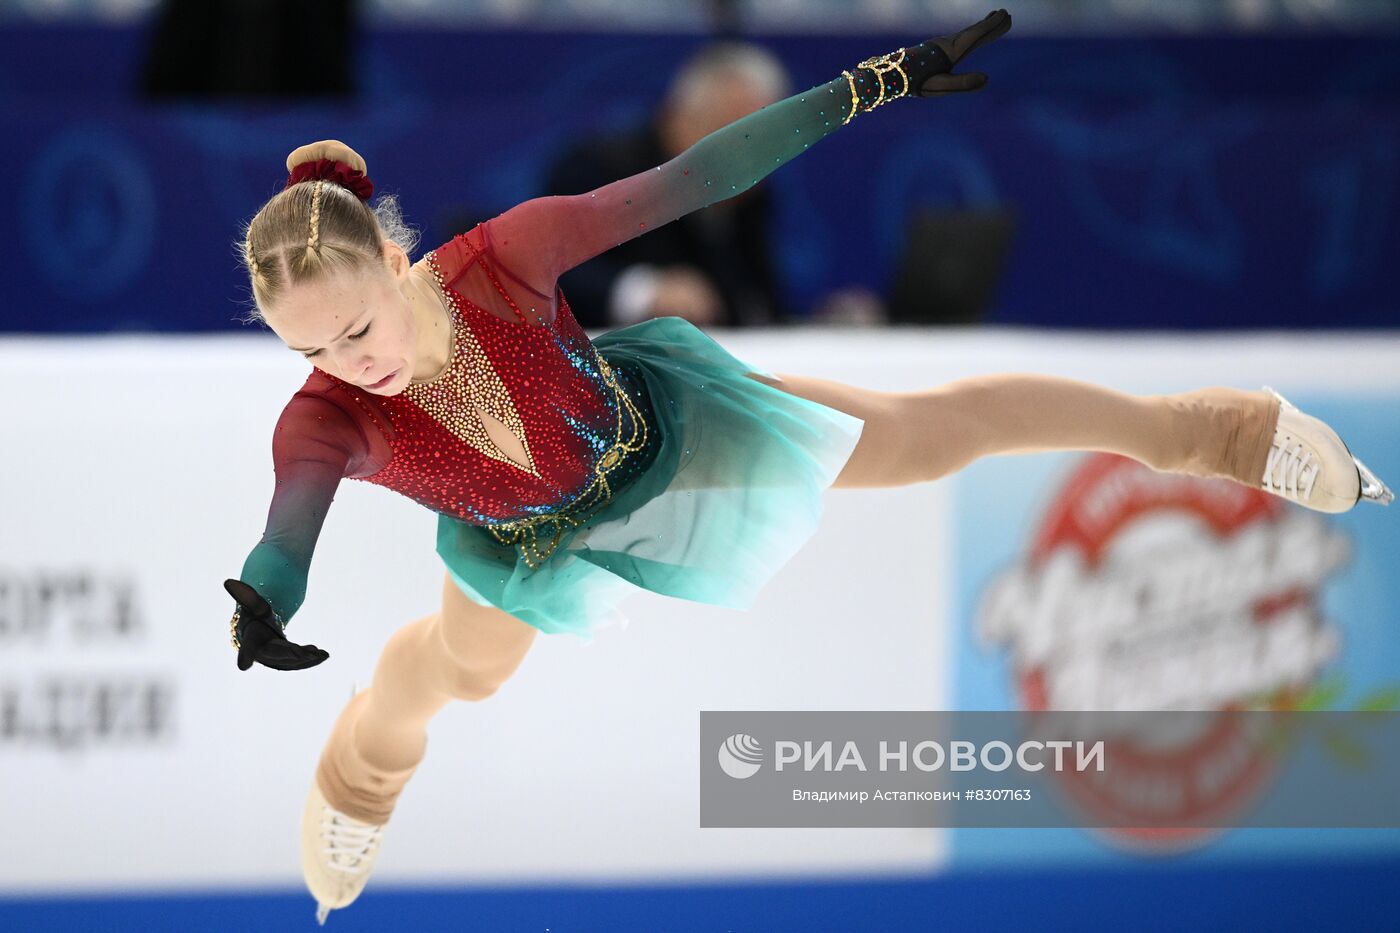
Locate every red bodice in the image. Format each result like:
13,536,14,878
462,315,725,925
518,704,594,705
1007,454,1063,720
295,222,625,525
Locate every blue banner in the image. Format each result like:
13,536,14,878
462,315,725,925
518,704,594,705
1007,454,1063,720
2,28,1398,333
951,391,1400,865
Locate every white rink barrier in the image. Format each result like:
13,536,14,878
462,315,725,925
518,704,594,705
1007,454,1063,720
0,327,1397,893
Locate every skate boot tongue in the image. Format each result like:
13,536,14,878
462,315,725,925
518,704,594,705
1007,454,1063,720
1263,433,1322,502
323,807,385,873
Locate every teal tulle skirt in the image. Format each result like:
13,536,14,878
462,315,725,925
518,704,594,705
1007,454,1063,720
435,315,865,642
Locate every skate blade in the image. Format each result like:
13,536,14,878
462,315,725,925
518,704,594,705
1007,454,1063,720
316,901,331,926
1355,455,1394,506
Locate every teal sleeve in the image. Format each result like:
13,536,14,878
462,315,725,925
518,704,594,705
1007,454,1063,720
485,67,904,295
237,394,367,628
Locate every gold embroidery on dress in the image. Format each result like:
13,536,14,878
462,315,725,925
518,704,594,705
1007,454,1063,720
414,248,652,570
407,252,541,478
487,355,650,569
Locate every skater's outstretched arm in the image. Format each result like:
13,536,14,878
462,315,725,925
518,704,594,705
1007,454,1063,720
226,393,368,670
486,9,1011,303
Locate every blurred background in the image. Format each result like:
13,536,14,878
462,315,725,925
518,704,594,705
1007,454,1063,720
1,1,1398,931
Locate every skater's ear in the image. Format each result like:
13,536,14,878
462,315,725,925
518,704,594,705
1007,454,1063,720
382,239,412,280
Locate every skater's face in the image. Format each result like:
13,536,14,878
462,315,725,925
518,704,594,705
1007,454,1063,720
264,242,439,397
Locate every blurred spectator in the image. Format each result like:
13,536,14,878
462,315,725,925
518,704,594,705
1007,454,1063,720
542,41,807,330
139,0,356,99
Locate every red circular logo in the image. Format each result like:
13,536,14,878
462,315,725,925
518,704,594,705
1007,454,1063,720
982,453,1345,851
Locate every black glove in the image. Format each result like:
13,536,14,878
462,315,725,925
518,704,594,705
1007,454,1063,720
845,9,1012,115
911,8,1013,96
224,579,330,671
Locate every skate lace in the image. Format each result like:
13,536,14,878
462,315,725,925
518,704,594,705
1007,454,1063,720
320,805,384,875
1263,435,1319,501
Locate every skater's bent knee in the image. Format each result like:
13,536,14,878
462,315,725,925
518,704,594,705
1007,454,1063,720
442,670,502,703
378,616,509,703
437,572,537,696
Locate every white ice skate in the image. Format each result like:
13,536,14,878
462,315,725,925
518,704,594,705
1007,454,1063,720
301,772,388,925
1258,387,1393,514
302,683,389,925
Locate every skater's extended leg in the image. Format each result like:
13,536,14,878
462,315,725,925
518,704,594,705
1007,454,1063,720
303,577,536,921
316,573,538,823
748,372,1278,490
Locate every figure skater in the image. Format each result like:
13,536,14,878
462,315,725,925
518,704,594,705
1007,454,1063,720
226,10,1390,923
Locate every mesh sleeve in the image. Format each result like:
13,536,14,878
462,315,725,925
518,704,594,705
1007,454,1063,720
485,73,862,301
236,393,369,627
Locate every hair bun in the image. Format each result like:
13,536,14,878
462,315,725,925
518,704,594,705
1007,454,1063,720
285,139,367,175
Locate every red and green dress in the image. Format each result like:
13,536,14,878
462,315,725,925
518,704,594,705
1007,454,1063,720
238,72,878,639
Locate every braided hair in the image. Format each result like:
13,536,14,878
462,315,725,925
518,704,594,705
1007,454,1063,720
236,140,420,325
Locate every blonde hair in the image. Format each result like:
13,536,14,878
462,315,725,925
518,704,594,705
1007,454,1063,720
235,139,420,325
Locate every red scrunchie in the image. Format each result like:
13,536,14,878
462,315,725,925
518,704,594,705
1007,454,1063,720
284,158,374,202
